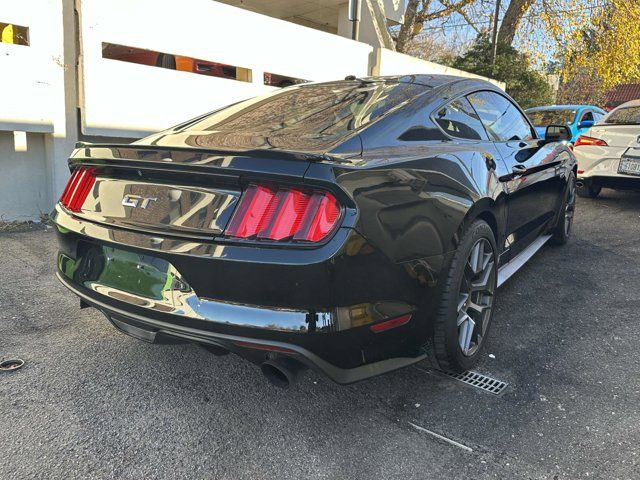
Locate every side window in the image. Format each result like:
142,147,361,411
593,112,603,122
467,91,534,142
581,111,594,122
433,97,487,140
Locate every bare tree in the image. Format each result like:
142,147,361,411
395,0,477,53
498,0,536,45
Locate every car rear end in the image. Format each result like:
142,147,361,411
574,102,640,191
52,79,438,385
52,144,430,385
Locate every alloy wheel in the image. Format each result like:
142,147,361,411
457,238,496,357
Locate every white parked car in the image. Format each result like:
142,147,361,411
573,99,640,198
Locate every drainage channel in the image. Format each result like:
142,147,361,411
415,366,509,396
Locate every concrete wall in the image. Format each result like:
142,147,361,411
376,49,506,89
0,0,77,221
0,0,503,222
0,132,49,221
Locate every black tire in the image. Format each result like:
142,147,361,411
433,220,497,372
156,53,177,70
550,172,576,245
576,181,600,198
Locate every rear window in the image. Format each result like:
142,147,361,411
180,81,426,151
603,106,640,125
526,109,577,127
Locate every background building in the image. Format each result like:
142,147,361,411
0,0,501,221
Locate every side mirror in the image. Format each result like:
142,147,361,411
578,120,594,129
544,124,571,143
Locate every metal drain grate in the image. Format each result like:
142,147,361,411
432,369,509,395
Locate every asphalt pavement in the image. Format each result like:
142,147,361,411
1,189,639,479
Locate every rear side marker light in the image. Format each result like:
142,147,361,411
574,135,608,147
370,314,412,333
59,167,96,212
225,184,341,243
234,341,296,354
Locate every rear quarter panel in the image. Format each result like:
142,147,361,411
306,141,507,266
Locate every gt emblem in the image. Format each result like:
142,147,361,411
122,194,157,209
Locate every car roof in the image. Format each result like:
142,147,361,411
525,105,603,111
307,74,496,90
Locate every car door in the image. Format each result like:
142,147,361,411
467,90,564,257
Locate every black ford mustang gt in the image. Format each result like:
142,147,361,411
53,75,576,387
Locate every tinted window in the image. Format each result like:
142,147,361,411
182,82,426,151
603,106,640,125
468,91,534,141
434,97,487,140
527,109,577,127
580,111,594,122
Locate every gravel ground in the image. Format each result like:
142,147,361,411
1,190,639,479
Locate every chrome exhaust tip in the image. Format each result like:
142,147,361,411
576,180,585,188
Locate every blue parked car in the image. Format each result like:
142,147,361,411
525,105,606,142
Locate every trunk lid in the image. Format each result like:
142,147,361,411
589,125,640,148
66,144,315,238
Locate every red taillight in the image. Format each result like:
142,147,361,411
574,135,608,147
59,167,96,212
370,314,412,333
225,184,341,243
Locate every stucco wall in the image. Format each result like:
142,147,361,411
0,132,49,221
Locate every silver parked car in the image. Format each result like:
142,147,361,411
573,99,640,198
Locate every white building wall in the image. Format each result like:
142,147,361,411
0,0,503,222
0,0,75,221
78,0,374,137
0,132,49,221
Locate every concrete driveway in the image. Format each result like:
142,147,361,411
1,190,639,479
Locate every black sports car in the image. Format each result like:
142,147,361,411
53,75,576,387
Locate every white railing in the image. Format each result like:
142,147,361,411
78,0,374,137
0,0,65,134
0,0,505,220
377,49,506,89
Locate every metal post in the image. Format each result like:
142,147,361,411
491,0,502,66
348,0,361,41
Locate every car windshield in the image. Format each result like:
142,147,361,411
526,109,577,127
181,81,427,151
603,106,640,125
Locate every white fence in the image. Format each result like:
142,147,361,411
78,0,374,136
0,0,503,220
0,0,65,134
377,49,505,88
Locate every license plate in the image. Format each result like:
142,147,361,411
619,156,640,176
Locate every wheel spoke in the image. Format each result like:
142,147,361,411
467,300,490,315
457,310,470,327
457,293,470,312
468,242,482,274
458,315,475,355
470,261,494,292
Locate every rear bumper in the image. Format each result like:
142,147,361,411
56,272,427,384
52,206,445,383
575,146,639,182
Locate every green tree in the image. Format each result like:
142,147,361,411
452,36,553,109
